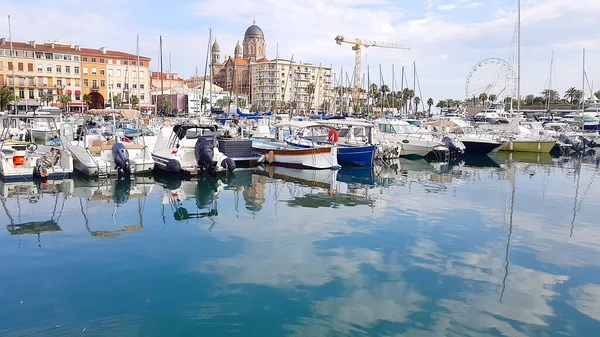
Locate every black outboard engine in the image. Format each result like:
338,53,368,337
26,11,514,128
112,143,131,179
442,136,464,155
559,134,582,152
579,135,595,148
195,138,217,175
221,158,236,173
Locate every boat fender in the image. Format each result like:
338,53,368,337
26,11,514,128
221,158,236,173
327,130,339,143
267,150,275,164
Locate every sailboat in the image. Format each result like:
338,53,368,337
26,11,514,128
498,2,556,154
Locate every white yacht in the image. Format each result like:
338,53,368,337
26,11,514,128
0,115,73,181
373,119,445,157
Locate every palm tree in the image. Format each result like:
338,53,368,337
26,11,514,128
478,93,488,106
0,85,15,111
130,95,140,106
161,95,173,111
564,87,579,104
541,89,558,103
413,96,421,113
41,95,54,106
426,98,434,115
488,94,497,104
435,100,447,110
82,93,93,106
58,94,72,108
112,94,123,108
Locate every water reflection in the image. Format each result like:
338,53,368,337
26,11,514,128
0,156,598,336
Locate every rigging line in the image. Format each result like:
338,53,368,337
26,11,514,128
55,194,67,222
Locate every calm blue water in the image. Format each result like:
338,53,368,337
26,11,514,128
1,154,600,336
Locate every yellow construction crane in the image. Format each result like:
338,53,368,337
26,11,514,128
335,35,410,105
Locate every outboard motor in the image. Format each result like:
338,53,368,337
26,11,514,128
221,158,236,173
579,136,595,148
442,136,464,155
112,143,131,179
559,134,582,152
195,138,217,175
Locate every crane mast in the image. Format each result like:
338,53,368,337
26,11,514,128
335,35,410,112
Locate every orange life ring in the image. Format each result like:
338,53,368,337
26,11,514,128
327,129,339,143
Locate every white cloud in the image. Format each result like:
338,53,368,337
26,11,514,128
469,2,483,8
1,0,600,104
437,4,458,10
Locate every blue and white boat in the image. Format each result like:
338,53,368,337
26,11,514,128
286,120,377,166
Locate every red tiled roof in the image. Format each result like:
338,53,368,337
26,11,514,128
255,58,270,63
229,58,249,65
80,48,150,61
0,40,79,54
0,38,150,61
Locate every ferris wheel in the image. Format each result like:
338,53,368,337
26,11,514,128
465,58,515,102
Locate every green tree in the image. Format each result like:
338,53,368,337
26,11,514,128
564,87,580,104
413,96,421,112
130,95,140,106
112,93,123,108
525,94,535,105
307,83,316,96
250,103,260,112
489,94,497,104
58,94,72,107
0,85,15,111
478,93,488,106
435,100,447,110
41,95,54,106
237,98,246,108
427,98,434,115
82,93,93,106
595,90,600,100
541,89,559,103
161,95,172,111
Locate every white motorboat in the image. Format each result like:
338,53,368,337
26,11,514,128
59,117,154,178
373,119,445,157
152,124,236,176
0,115,74,181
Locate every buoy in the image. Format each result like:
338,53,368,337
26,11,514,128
327,129,339,143
267,150,275,164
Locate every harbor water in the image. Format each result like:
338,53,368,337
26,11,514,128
1,154,599,336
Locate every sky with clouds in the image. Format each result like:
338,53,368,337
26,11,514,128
1,0,599,104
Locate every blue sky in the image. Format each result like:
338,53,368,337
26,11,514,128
1,0,599,105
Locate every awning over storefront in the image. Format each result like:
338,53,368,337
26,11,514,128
75,90,81,95
67,102,88,107
67,90,72,95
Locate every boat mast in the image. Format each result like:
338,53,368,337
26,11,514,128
136,34,141,114
516,0,521,115
209,29,213,114
367,65,371,118
413,61,416,115
275,43,279,115
160,35,164,112
400,66,405,117
201,31,210,115
8,15,16,114
581,49,585,131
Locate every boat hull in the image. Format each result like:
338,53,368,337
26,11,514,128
460,140,503,155
253,144,340,170
499,140,556,153
337,145,376,166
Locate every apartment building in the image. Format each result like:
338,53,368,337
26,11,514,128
81,48,151,109
250,59,333,112
0,38,82,111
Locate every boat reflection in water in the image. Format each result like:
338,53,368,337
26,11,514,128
75,176,154,238
1,179,73,246
157,170,263,229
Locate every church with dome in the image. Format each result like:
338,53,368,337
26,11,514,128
211,21,269,98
